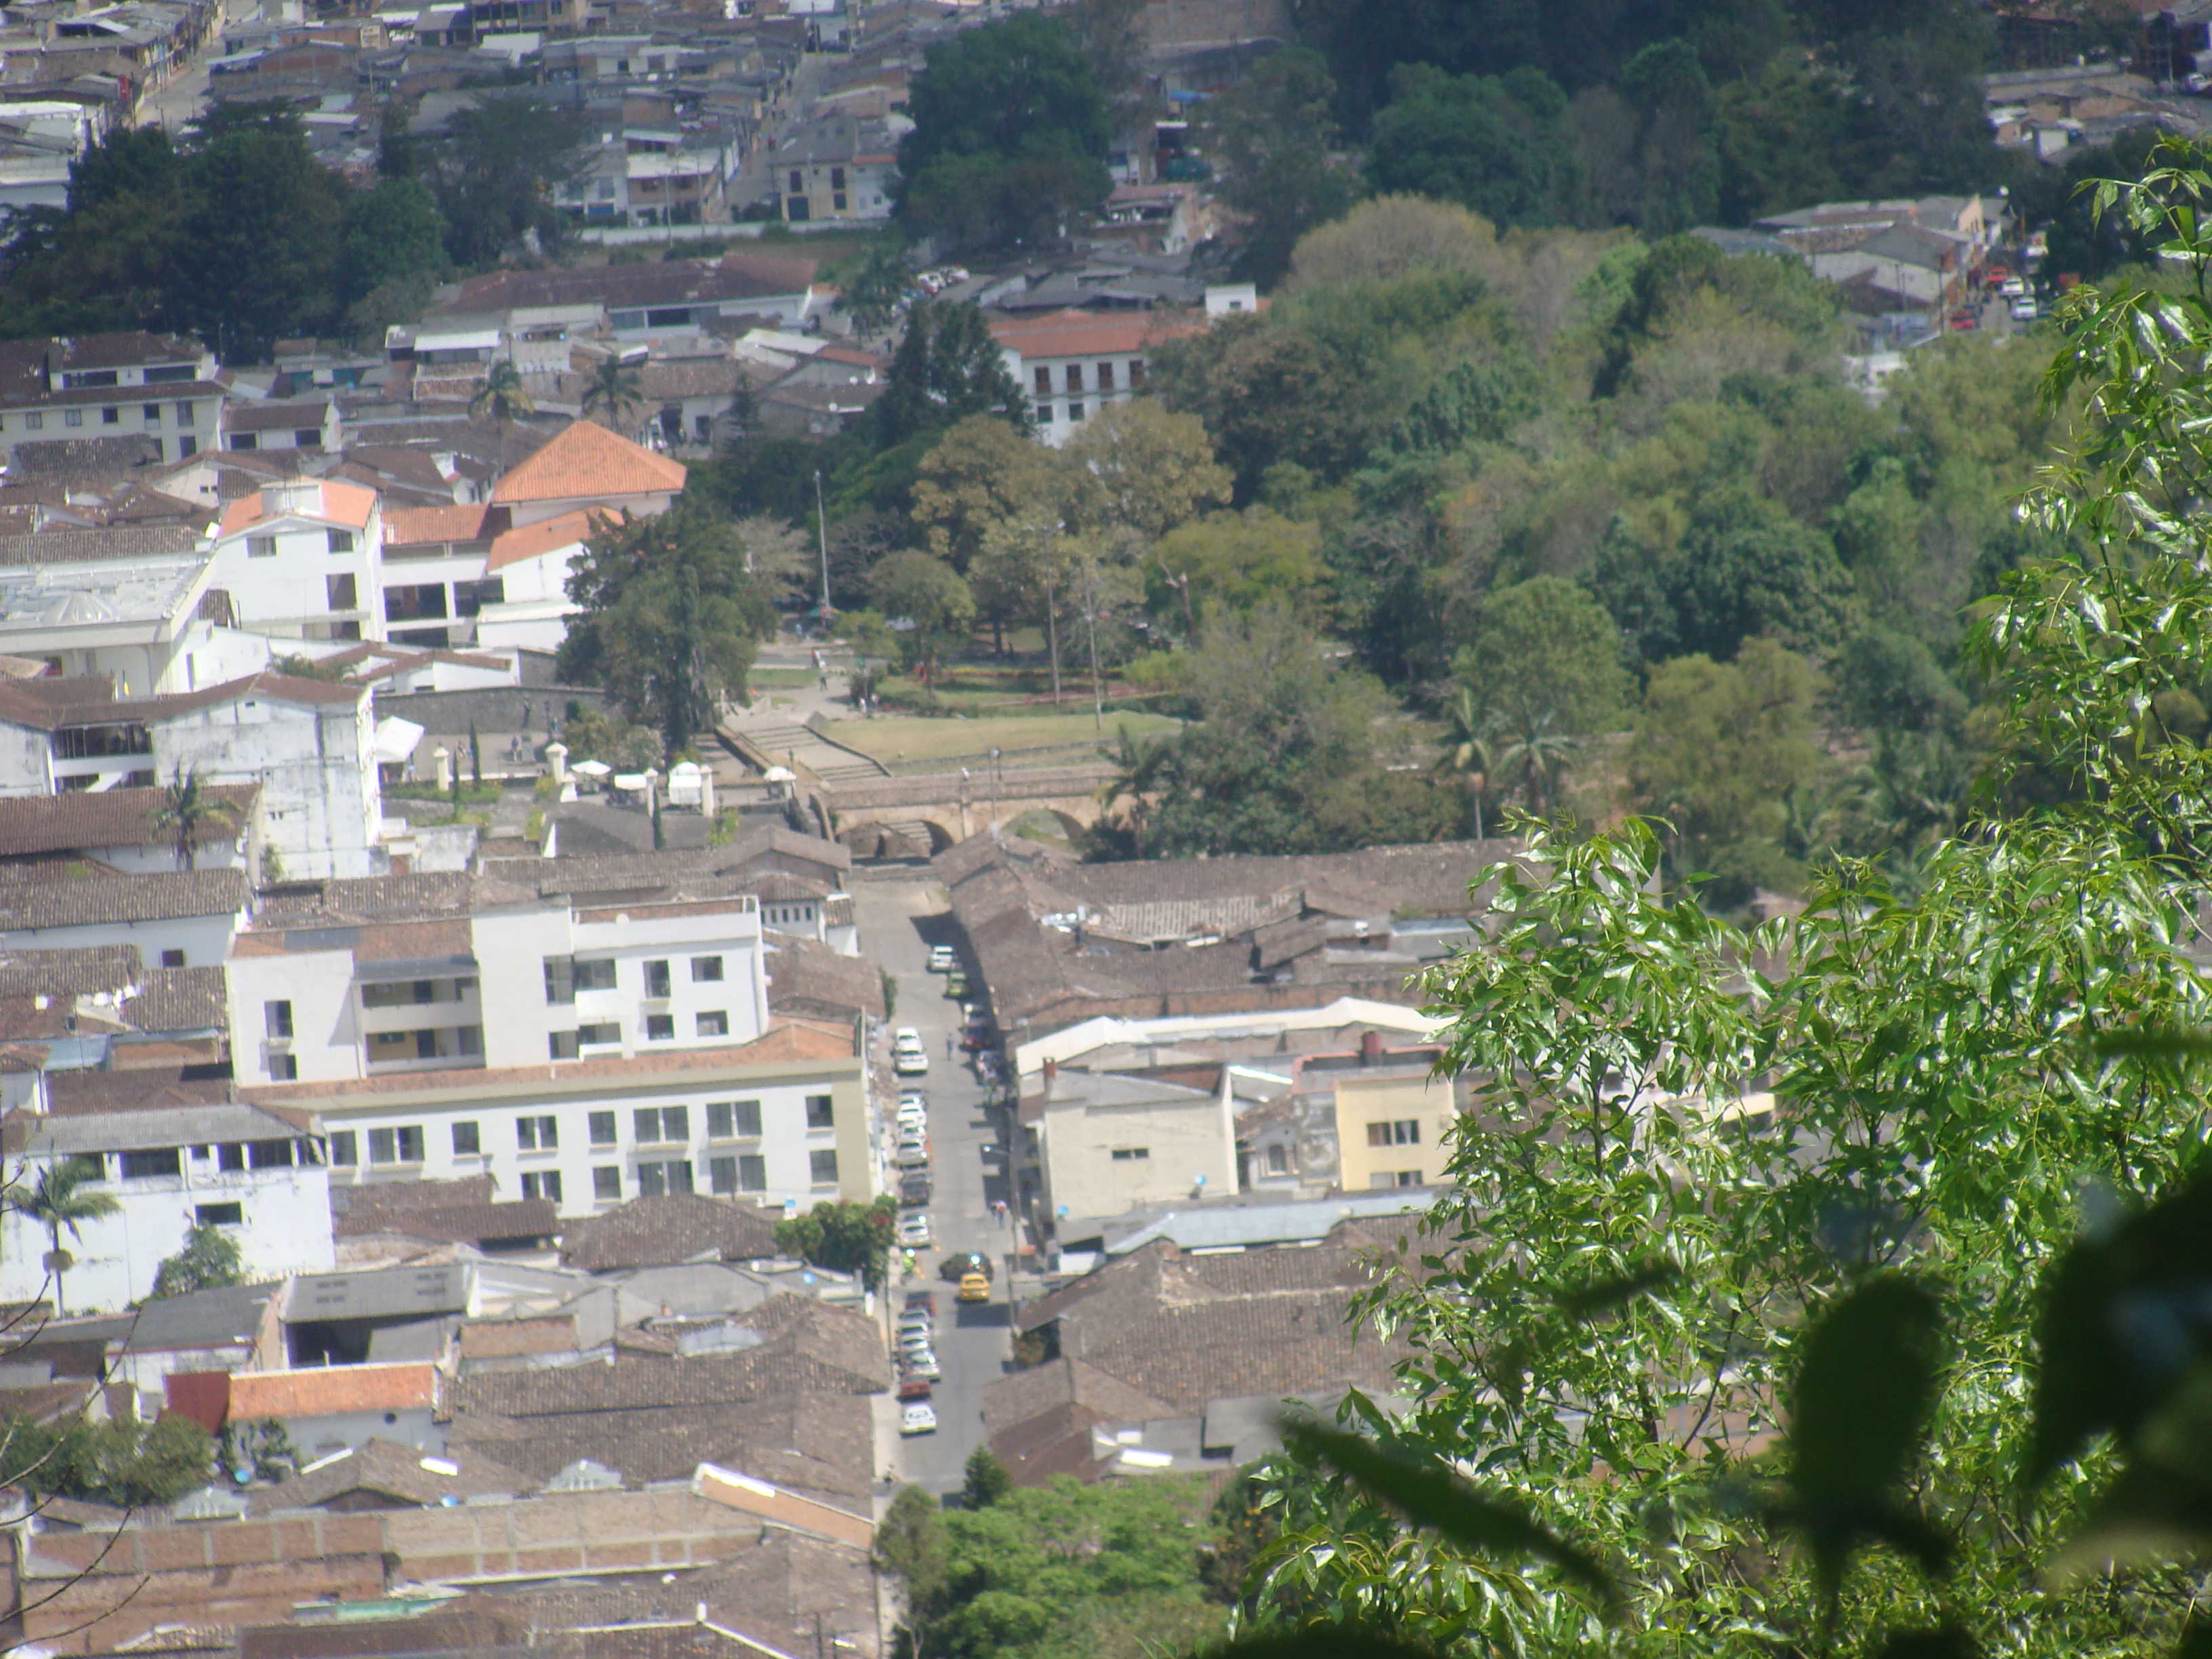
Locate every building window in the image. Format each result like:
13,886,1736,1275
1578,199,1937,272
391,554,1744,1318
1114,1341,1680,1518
180,436,196,457
265,1000,293,1040
249,1139,294,1168
1096,361,1115,391
709,1155,737,1194
453,1122,480,1156
160,949,185,968
696,1010,728,1038
329,1131,357,1165
327,529,354,554
830,165,846,190
575,959,616,992
645,1013,675,1041
327,573,357,611
195,1202,244,1226
520,1170,562,1202
144,403,161,423
832,192,846,212
1266,1144,1290,1174
1128,359,1145,386
102,407,119,426
1067,402,1084,422
588,1111,617,1145
592,1166,622,1200
804,1094,834,1130
808,1149,838,1187
1033,366,1050,395
644,960,671,998
577,1021,620,1046
1110,1147,1151,1162
707,1099,760,1139
1035,402,1052,425
788,169,802,192
1368,1169,1423,1188
1065,363,1083,393
63,407,82,427
517,1114,558,1150
637,1159,693,1196
177,401,194,426
295,429,319,449
544,957,575,1004
230,432,258,451
549,1030,579,1059
368,1125,424,1164
1366,1120,1420,1147
634,1105,689,1143
120,1148,182,1180
22,413,39,430
247,535,277,559
218,1143,246,1172
691,955,723,982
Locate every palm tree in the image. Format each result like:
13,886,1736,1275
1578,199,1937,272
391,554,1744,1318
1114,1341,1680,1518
20,1158,119,1315
1433,684,1494,840
470,358,535,476
1492,707,1578,819
580,352,644,436
151,766,238,872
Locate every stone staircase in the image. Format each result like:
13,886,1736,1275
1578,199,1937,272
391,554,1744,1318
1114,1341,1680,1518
720,714,886,786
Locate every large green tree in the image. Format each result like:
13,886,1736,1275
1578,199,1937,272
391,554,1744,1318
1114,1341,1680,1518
1366,64,1577,230
876,302,1031,447
557,497,777,754
896,12,1111,253
1194,47,1364,287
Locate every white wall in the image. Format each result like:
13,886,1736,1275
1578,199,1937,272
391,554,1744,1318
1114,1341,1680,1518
153,693,382,880
0,1146,333,1313
1039,1090,1237,1216
0,909,241,968
207,508,385,644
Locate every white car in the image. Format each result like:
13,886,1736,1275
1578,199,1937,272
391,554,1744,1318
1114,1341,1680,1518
899,1334,937,1360
897,1105,928,1130
900,1404,939,1436
897,1317,935,1343
898,1216,934,1247
2010,297,2039,321
902,1352,941,1380
896,1144,930,1170
894,1049,928,1078
1999,276,2027,298
926,947,958,973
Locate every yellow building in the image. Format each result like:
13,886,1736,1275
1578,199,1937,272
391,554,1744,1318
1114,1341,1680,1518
1312,1045,1460,1191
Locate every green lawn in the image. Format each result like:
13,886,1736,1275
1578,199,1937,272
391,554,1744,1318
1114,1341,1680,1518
820,710,1179,765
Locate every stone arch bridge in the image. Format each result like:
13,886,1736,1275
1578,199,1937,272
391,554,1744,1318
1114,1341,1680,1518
817,764,1115,858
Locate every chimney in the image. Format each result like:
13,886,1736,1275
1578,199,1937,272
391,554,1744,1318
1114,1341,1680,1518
1043,1057,1057,1088
1360,1031,1382,1067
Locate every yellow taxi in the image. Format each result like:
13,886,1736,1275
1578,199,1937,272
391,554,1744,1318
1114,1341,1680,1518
957,1272,991,1303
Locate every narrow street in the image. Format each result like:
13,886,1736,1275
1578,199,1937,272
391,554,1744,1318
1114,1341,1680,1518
136,0,245,132
857,876,1017,1496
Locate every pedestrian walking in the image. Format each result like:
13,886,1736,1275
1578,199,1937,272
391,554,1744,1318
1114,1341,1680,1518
945,1031,955,1058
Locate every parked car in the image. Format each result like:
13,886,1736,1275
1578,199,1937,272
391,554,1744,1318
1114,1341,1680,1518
896,1143,930,1170
901,1404,939,1436
902,1352,942,1380
899,1174,933,1205
926,946,958,973
1947,310,1978,330
905,1289,936,1313
897,1376,933,1401
897,1214,934,1248
1999,276,2028,298
939,1251,993,1282
2011,296,2039,321
958,1272,991,1304
894,1048,929,1077
944,970,969,998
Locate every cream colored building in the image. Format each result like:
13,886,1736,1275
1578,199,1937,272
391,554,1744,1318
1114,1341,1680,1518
1034,1062,1238,1217
1313,1048,1462,1192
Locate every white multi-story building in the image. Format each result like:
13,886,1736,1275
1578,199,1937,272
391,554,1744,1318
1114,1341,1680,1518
227,882,875,1215
0,331,226,466
0,670,386,880
0,549,273,697
208,479,386,644
0,1098,334,1313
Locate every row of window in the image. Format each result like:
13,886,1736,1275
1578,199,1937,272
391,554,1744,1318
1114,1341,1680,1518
336,1145,840,1197
1031,359,1142,398
334,1095,836,1165
361,976,476,1010
85,1139,302,1183
1366,1118,1421,1147
230,430,323,452
385,579,505,623
0,400,199,432
546,1009,729,1054
245,529,355,557
544,953,724,1005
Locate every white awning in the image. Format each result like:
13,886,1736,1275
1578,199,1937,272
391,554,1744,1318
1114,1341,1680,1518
373,716,425,764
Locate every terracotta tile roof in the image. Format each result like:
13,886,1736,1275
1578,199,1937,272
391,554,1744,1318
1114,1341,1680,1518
334,1197,557,1244
458,1315,578,1359
333,1175,495,1216
559,1193,782,1271
121,966,228,1034
0,782,258,857
216,479,376,536
0,520,207,567
45,1063,232,1115
383,502,500,546
0,866,249,931
240,1020,857,1105
228,1361,441,1421
764,935,882,1023
489,419,686,506
985,307,1202,359
225,397,332,433
251,1436,526,1513
485,504,605,572
0,943,142,997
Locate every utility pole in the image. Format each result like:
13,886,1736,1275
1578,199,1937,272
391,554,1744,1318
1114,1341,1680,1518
1081,546,1105,730
814,469,832,621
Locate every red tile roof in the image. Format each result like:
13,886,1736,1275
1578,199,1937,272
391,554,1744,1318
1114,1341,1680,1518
228,1361,440,1421
489,420,687,507
217,479,378,536
985,308,1202,361
485,506,607,573
384,503,501,546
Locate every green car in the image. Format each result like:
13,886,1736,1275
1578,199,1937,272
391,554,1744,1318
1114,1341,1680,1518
945,970,969,998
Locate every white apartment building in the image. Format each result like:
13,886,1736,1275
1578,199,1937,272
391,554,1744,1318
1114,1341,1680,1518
208,479,386,644
226,886,876,1214
0,331,226,466
987,309,1168,448
0,550,273,697
0,1100,335,1313
0,671,386,881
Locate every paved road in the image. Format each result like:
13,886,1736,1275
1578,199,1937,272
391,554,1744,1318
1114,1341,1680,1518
136,0,247,131
857,876,1016,1496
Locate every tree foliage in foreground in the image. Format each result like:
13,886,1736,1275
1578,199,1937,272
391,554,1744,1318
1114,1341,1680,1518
1209,140,2212,1659
773,1197,897,1290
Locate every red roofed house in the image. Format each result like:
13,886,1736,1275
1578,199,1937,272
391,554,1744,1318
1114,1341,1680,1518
222,1361,445,1460
377,502,510,650
207,478,387,644
987,308,1205,448
488,417,687,528
472,507,605,653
